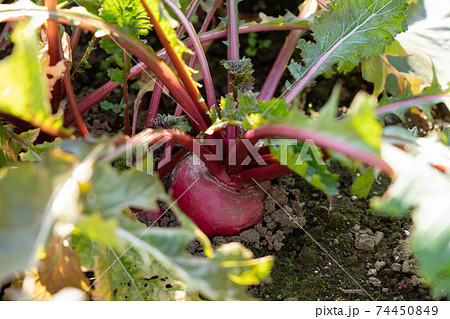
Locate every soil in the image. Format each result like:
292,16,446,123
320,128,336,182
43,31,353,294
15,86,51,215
135,163,439,301
67,0,449,301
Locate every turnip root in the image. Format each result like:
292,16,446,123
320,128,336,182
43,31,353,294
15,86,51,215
169,155,270,237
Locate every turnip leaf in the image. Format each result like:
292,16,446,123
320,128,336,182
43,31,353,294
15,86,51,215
265,87,382,196
100,0,151,37
350,167,375,199
149,114,192,132
0,137,273,299
0,20,67,135
0,153,75,278
377,69,450,122
372,141,450,296
393,0,450,89
287,0,408,101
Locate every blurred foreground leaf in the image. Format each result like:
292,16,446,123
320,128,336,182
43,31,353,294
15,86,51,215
0,153,74,278
1,137,273,300
0,20,67,136
38,237,91,295
372,141,450,296
393,0,450,89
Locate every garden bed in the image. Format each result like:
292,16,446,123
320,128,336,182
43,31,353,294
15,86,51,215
1,0,449,301
66,0,448,301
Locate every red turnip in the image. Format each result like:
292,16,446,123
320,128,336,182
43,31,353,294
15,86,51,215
169,155,270,237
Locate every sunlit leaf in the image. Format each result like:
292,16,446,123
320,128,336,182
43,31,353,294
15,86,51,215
288,0,408,94
0,20,66,135
143,0,192,60
361,41,424,97
38,237,90,294
219,91,290,128
0,153,74,278
266,87,382,196
75,212,120,247
100,0,151,37
393,0,450,89
350,167,375,199
0,125,21,166
378,68,450,121
372,141,450,296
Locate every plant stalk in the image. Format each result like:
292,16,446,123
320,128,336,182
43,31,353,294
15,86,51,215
376,93,450,116
46,0,63,113
234,125,393,176
140,0,211,127
231,163,292,183
258,0,315,101
63,22,309,124
63,69,89,136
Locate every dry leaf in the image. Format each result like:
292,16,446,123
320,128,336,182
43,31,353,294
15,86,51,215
38,237,90,295
38,25,73,97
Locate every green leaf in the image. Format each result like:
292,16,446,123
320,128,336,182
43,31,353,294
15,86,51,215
74,232,200,301
0,152,75,278
84,162,169,217
441,127,450,147
0,20,65,135
350,167,375,198
378,68,450,121
381,125,418,145
362,55,391,97
248,11,311,28
73,204,273,300
99,100,122,113
100,0,151,37
143,0,192,60
361,45,425,98
0,125,21,166
76,0,102,15
148,114,192,132
115,220,273,300
266,87,382,196
393,0,450,89
107,67,125,83
371,141,450,296
288,87,382,154
0,139,109,279
219,91,290,128
219,93,238,121
20,139,61,162
75,213,120,248
270,139,340,196
288,0,408,92
0,126,60,163
211,10,310,34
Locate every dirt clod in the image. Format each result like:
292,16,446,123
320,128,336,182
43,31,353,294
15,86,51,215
355,234,376,251
375,261,386,271
368,277,381,287
392,263,402,272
